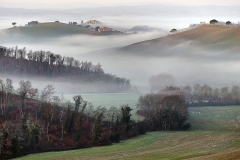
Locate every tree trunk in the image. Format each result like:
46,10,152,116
51,109,53,123
35,109,38,120
61,122,63,141
47,122,49,141
1,98,3,116
60,110,64,141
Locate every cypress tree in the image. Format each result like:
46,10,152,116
120,105,132,133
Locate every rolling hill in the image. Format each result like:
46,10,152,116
0,22,93,42
78,25,240,90
120,25,240,56
0,22,127,43
82,25,240,59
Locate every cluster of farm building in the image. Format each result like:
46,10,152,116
24,20,116,33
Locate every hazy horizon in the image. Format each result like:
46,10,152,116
1,0,240,9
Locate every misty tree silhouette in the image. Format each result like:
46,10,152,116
210,19,218,25
12,22,16,27
226,21,232,27
170,28,177,33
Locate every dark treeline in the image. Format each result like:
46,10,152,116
161,85,240,107
0,79,190,159
0,46,130,92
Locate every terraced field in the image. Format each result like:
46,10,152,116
16,106,240,160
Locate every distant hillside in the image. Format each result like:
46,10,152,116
0,22,128,43
78,25,240,89
2,22,92,37
81,25,240,60
119,25,240,57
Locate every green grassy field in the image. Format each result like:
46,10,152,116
1,22,127,42
62,93,141,108
15,130,240,160
15,105,240,160
57,93,143,120
189,106,240,131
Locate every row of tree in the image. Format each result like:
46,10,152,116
161,84,240,106
137,93,190,131
0,46,131,92
210,19,233,26
148,73,240,106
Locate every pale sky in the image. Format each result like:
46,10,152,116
1,0,240,8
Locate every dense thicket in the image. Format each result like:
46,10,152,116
137,93,190,131
0,46,130,92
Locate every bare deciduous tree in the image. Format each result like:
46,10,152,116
40,85,55,102
0,79,4,92
28,88,39,99
18,80,32,113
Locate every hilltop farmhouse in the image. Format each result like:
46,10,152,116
87,20,101,24
98,27,113,32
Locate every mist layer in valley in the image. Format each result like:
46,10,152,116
1,5,240,94
79,25,240,92
2,25,240,94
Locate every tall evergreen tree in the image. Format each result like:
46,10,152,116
120,105,132,133
93,112,104,144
